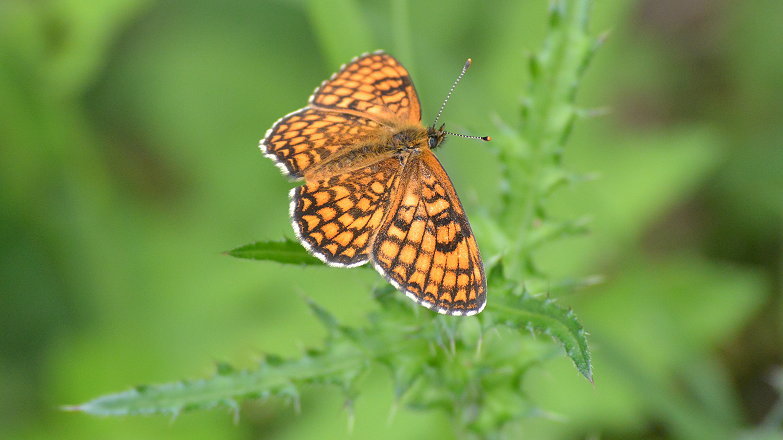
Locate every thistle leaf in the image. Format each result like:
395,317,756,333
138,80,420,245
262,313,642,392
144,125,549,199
66,341,369,416
491,292,592,382
225,239,323,266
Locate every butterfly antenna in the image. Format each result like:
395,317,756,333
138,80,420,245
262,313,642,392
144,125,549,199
443,130,491,142
433,59,492,142
433,58,472,127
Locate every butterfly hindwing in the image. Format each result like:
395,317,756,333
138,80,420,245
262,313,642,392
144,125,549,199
370,151,486,315
291,157,402,267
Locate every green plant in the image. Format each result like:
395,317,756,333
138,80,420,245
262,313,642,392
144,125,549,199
68,1,602,437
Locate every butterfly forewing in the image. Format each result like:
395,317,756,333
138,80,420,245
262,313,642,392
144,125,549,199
291,157,402,267
371,151,486,315
262,108,383,179
310,52,421,124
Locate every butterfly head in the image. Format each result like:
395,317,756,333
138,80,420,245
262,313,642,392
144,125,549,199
427,124,448,149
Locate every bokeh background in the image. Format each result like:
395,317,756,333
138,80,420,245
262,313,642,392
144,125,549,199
1,0,781,439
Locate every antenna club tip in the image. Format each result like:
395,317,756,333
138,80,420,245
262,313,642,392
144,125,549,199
464,58,472,69
483,136,492,141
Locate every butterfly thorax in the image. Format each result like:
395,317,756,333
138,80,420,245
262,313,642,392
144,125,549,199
305,123,430,182
390,126,427,150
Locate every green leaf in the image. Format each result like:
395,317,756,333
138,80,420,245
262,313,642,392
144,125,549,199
225,239,324,266
490,292,593,382
65,342,368,416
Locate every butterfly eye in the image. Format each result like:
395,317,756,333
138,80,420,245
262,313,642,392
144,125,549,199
428,135,438,149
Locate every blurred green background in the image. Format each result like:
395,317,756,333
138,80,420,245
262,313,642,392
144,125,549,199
1,0,781,439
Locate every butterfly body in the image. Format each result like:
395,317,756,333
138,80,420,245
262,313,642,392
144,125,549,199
261,51,486,316
304,122,429,181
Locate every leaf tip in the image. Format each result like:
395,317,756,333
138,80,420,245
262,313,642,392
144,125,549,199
584,368,594,384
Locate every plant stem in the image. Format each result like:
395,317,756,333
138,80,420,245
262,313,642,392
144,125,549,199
500,0,593,281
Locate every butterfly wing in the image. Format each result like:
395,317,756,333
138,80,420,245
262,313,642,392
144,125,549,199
290,157,403,267
262,108,383,179
370,151,486,315
309,51,422,124
262,52,420,179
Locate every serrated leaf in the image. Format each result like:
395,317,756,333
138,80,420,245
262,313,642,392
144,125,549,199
490,292,592,382
66,345,369,416
225,239,323,266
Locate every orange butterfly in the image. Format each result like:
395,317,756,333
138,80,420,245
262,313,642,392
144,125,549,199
261,51,487,316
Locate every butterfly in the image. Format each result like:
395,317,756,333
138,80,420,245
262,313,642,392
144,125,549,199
261,51,487,316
